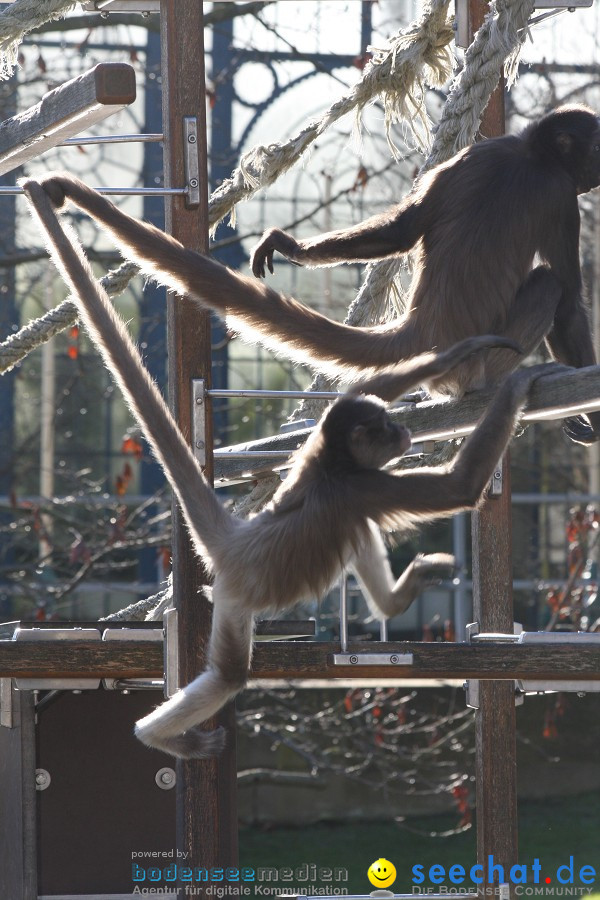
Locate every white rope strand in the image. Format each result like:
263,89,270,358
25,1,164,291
0,0,76,79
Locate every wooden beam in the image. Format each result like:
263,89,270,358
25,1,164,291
0,639,599,681
466,53,518,900
159,0,238,887
0,63,136,176
213,365,600,482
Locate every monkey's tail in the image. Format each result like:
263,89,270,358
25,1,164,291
21,178,234,560
135,597,254,759
37,173,416,376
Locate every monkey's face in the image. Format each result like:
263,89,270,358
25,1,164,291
349,407,412,470
579,123,600,193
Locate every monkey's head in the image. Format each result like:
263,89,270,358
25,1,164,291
529,105,600,194
321,396,411,472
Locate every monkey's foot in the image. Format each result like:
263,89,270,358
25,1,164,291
135,722,227,759
410,553,457,586
563,415,600,445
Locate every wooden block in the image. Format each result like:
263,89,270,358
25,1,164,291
0,62,136,176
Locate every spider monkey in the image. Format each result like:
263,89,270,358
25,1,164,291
23,177,559,759
28,108,600,444
250,105,600,444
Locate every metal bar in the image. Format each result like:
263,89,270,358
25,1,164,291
339,572,348,653
0,186,186,195
59,133,163,145
208,389,343,400
215,449,296,459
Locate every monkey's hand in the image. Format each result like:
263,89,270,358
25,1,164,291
387,553,456,617
251,228,302,278
36,173,76,209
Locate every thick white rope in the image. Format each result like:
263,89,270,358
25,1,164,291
0,0,76,79
208,0,454,231
291,1,535,438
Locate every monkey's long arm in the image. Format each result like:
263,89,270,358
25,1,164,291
37,173,418,375
359,363,565,527
21,178,233,561
250,200,423,278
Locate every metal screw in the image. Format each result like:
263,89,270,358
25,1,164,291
196,440,205,450
196,396,203,405
155,767,176,790
35,768,51,791
349,655,359,665
390,655,399,664
189,178,199,188
188,134,197,144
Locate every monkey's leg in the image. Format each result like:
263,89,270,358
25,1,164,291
350,523,455,619
135,590,254,758
481,266,562,386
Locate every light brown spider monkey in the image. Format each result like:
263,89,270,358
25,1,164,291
23,177,561,759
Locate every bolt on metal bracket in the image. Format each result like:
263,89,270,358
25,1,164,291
183,116,200,208
192,378,207,467
164,607,179,698
0,678,13,728
333,652,414,667
488,456,503,497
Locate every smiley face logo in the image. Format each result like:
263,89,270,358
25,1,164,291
368,858,397,889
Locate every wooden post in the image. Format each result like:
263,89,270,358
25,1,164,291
159,0,238,891
468,2,518,894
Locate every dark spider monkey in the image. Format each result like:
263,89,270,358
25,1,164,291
250,105,600,444
27,109,600,444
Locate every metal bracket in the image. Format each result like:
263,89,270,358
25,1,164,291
12,627,101,690
183,116,200,208
164,607,179,697
0,678,13,727
192,378,207,467
101,627,164,690
82,1,159,10
488,457,503,497
333,652,414,667
464,679,480,710
467,624,600,695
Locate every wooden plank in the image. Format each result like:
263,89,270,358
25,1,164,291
0,685,37,899
213,366,600,482
0,63,136,176
473,457,519,896
1,639,599,681
159,0,239,889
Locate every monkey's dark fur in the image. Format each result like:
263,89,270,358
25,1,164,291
23,177,558,759
31,107,600,442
